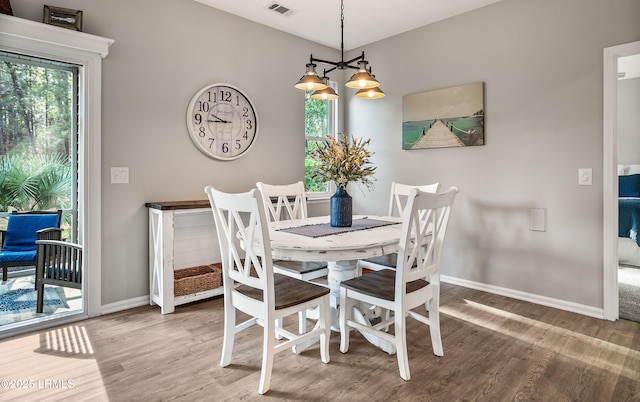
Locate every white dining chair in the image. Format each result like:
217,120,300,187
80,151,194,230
256,181,329,334
339,186,458,381
358,181,440,272
205,185,331,395
256,181,329,281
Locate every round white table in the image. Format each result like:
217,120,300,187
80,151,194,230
268,215,402,353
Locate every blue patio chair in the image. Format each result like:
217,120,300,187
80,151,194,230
0,210,63,282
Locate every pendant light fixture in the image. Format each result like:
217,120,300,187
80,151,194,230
295,0,384,100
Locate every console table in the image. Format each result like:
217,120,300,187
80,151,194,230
145,200,222,314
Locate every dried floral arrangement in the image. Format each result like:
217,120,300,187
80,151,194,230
312,134,376,190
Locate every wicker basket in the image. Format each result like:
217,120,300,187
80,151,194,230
174,263,222,296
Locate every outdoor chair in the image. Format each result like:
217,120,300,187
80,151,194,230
35,240,82,313
0,210,62,282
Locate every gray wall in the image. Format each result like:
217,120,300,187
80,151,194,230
9,0,640,310
618,77,640,165
347,0,640,307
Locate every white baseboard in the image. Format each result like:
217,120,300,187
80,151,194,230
100,295,150,315
98,278,606,321
441,275,605,319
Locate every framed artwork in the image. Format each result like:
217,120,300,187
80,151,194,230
0,0,12,15
43,5,83,31
402,82,485,150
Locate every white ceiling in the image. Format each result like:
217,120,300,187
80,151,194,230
194,0,503,51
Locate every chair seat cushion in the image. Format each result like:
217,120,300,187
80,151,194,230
360,253,398,268
236,273,329,309
340,269,429,301
0,250,36,263
360,253,418,269
273,260,328,275
45,266,82,282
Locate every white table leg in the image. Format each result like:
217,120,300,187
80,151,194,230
327,260,358,331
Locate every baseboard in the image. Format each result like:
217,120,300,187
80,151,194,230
98,278,606,320
100,295,150,315
441,275,605,319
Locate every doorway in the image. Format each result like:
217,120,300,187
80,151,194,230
0,52,83,328
603,40,640,321
0,17,110,338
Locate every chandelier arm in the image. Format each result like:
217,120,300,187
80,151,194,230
310,56,341,67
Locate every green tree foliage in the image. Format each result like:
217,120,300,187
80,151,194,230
0,59,73,212
304,92,330,192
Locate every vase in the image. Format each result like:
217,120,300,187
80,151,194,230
330,186,352,227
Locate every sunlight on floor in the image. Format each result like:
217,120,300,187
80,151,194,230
41,326,94,355
440,299,640,381
0,325,107,400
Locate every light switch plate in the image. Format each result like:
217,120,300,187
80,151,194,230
578,168,592,185
529,208,546,232
111,167,129,184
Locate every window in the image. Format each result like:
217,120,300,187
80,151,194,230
304,81,337,199
0,51,79,241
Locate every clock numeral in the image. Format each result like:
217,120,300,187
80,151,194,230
213,90,232,103
243,131,249,140
199,127,206,137
222,142,229,153
235,139,241,150
194,114,202,125
197,101,209,112
208,137,215,148
242,107,249,117
245,119,253,130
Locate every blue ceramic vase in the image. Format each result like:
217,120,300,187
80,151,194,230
330,186,352,227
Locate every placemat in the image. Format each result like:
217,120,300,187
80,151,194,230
277,218,397,238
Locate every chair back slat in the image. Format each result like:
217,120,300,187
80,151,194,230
37,240,82,283
206,186,274,295
388,182,440,217
256,181,307,222
396,187,458,292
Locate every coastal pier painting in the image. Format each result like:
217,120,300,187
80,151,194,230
402,82,484,150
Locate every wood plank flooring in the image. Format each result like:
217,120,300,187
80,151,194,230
0,283,638,401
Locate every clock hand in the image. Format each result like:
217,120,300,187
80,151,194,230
207,115,231,123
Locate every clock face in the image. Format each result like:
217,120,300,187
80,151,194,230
186,83,258,160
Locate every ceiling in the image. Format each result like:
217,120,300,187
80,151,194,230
194,0,503,51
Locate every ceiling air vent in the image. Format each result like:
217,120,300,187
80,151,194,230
267,2,292,16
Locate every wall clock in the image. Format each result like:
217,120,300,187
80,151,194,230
186,83,258,160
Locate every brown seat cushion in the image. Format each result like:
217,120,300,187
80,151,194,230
236,273,330,309
273,260,328,275
340,269,429,301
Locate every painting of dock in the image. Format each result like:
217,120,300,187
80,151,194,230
402,82,484,150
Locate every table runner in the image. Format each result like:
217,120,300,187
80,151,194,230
277,218,397,238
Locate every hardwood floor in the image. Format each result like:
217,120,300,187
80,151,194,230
0,283,638,401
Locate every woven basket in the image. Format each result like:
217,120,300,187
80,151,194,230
174,263,222,296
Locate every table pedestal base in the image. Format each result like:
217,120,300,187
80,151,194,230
299,260,395,354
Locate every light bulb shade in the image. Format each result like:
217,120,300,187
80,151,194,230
355,86,385,99
345,60,380,89
295,63,328,91
311,86,339,100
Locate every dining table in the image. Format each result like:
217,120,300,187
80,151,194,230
267,214,404,353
